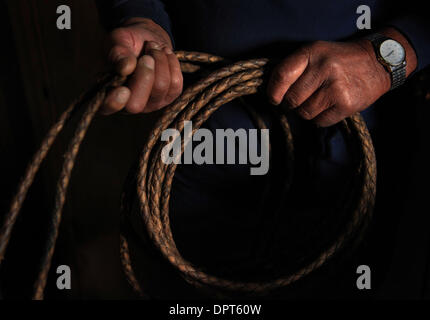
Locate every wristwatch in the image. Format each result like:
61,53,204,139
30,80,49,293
366,33,406,90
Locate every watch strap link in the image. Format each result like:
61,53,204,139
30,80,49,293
391,65,406,90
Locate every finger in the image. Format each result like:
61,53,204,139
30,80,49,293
282,66,325,109
295,84,332,120
109,45,138,76
164,47,183,104
313,104,348,127
100,86,131,115
109,28,142,76
125,55,155,114
267,48,309,105
144,41,171,111
109,27,143,57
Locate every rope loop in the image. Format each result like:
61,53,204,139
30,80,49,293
0,52,376,299
120,52,377,297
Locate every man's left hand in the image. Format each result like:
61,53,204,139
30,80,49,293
267,39,395,127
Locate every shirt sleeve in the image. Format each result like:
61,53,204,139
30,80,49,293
388,9,430,72
95,0,173,42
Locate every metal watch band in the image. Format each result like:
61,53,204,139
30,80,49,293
365,33,407,90
391,65,406,90
365,33,386,43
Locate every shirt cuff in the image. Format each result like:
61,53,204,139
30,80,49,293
388,15,430,72
100,0,174,46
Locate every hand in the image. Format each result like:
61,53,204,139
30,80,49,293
267,39,392,127
101,18,183,115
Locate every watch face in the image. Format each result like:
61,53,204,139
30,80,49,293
379,39,405,66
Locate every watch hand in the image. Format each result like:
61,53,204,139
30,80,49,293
386,50,394,57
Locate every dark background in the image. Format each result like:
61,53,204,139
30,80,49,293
0,0,429,299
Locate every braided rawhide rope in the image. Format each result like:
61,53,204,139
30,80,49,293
0,51,376,300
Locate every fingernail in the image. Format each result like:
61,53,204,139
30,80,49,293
140,55,155,69
269,98,280,106
147,42,161,50
114,54,126,62
116,88,129,103
164,47,173,55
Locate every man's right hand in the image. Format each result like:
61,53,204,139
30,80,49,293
101,18,183,115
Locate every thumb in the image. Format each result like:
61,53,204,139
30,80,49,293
109,45,138,76
108,28,143,76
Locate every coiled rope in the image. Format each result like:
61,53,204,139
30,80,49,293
0,51,376,299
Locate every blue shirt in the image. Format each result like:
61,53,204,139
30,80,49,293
97,0,430,70
97,0,430,294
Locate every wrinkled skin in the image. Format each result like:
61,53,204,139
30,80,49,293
101,18,183,115
266,26,417,127
102,19,417,127
266,40,392,127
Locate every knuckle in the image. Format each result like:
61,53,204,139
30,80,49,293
153,77,170,93
301,74,318,91
272,68,289,85
331,82,353,110
126,101,144,114
140,69,154,82
284,91,300,108
298,107,313,120
331,62,343,75
108,46,126,63
110,28,132,44
338,90,354,111
316,110,337,127
109,45,122,57
170,73,183,90
325,59,342,75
